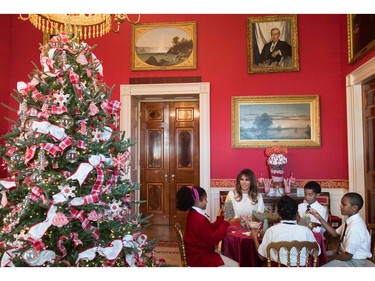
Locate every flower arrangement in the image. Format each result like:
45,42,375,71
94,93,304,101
265,146,288,166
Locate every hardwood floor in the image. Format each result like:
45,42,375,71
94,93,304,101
142,224,178,242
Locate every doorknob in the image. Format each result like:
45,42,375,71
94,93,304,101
171,174,175,181
165,174,168,181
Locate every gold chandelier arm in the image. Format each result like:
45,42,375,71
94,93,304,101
18,14,30,21
112,14,141,33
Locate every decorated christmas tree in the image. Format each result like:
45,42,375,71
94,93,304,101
0,33,164,267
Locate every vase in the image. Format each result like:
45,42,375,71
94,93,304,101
269,164,285,188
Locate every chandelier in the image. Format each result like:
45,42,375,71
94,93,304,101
19,14,141,41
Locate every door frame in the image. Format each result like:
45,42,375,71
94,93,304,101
346,56,375,221
120,82,211,216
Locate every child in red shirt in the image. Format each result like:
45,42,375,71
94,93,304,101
176,185,238,267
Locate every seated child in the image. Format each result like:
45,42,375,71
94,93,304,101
309,192,372,266
176,185,239,267
298,181,328,234
250,195,320,266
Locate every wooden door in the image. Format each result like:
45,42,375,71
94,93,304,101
140,101,200,226
363,78,375,223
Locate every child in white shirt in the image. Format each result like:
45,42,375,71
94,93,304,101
298,181,328,234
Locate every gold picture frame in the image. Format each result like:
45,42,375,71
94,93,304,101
347,14,375,64
247,15,299,74
131,21,197,71
232,95,320,148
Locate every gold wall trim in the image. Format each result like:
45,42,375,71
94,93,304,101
210,179,349,189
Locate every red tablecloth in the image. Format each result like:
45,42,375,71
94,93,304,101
221,223,328,267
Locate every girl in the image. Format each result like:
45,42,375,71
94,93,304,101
176,185,238,267
224,168,265,223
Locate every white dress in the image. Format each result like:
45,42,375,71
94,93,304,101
224,190,265,218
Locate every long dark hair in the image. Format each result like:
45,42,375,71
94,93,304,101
234,168,258,204
176,185,207,211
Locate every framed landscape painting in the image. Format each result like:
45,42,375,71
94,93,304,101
131,21,197,71
232,95,320,148
247,15,299,74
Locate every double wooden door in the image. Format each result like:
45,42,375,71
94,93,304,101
363,78,375,223
140,101,200,226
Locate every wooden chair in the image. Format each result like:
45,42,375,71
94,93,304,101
174,223,188,267
317,192,342,249
219,191,229,210
266,240,319,267
368,223,375,263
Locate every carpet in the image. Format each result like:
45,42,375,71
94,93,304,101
154,241,181,267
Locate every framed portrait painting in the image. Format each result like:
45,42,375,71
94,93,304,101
131,21,197,71
247,15,299,74
232,95,320,148
347,14,375,64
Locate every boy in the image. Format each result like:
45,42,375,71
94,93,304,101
298,181,328,234
250,195,320,266
309,192,372,266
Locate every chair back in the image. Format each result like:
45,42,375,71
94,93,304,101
367,223,375,263
266,240,319,267
174,223,188,267
219,191,229,210
316,192,331,214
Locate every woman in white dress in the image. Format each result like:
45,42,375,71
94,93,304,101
224,168,265,224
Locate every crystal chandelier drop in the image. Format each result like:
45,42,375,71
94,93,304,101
19,14,141,41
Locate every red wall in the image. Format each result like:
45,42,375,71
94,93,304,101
2,14,357,181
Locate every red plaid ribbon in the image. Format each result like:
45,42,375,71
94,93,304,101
106,173,118,189
29,105,67,119
30,186,47,203
68,70,83,100
42,137,72,157
80,193,99,204
101,100,121,115
92,167,104,194
56,232,82,259
24,145,38,164
50,105,68,115
57,236,69,258
70,209,99,240
31,87,43,102
77,140,87,149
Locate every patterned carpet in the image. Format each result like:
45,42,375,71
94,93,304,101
155,241,181,267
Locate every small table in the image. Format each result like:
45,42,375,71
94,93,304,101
221,225,262,267
221,223,328,267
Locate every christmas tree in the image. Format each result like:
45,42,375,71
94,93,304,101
0,33,164,267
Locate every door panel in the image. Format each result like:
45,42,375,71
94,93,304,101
169,102,200,226
363,78,375,223
140,101,199,226
140,102,170,225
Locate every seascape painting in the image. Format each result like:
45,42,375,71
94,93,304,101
231,95,320,148
239,103,311,140
136,27,193,67
132,22,197,71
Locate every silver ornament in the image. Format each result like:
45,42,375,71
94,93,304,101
66,149,78,163
60,115,74,129
22,248,38,265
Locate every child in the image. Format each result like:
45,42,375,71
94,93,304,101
309,192,372,266
298,181,328,234
176,185,239,267
250,195,320,266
